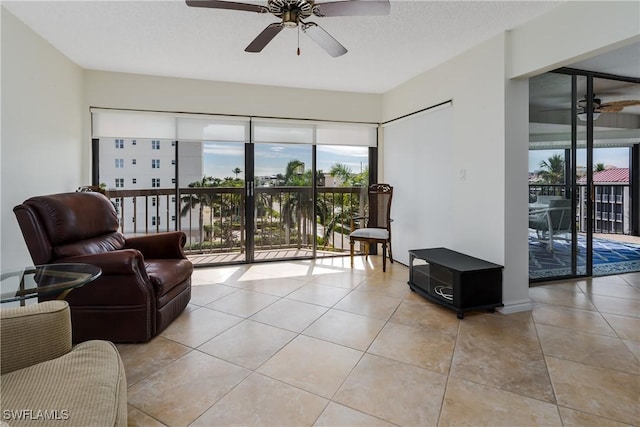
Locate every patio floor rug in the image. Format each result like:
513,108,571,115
529,234,640,279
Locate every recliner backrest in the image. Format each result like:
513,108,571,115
14,192,125,264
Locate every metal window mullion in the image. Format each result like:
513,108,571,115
156,193,160,233
586,75,594,277
219,193,223,250
175,140,180,232
312,145,317,257
570,75,578,276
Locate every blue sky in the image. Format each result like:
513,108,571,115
202,141,629,178
529,147,631,173
202,142,369,179
202,142,245,179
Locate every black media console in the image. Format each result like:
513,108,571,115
407,248,503,319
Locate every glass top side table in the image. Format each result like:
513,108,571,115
0,263,102,305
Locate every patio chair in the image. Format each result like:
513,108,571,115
529,198,572,252
14,192,193,343
349,183,393,272
534,195,563,205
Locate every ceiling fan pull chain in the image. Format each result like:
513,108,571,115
297,25,301,56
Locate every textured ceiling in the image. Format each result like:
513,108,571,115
3,0,563,93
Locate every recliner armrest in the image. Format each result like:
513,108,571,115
124,231,188,260
1,301,72,375
57,250,147,276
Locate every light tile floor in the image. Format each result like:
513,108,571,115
119,257,640,427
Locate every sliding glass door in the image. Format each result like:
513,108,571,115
529,71,640,281
252,142,314,261
93,110,377,267
316,144,369,257
587,76,640,276
529,73,582,280
178,140,247,264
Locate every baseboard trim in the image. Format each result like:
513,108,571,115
497,299,533,315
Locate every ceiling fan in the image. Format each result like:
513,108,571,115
186,0,390,57
578,94,640,113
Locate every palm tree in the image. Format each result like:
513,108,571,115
329,163,353,186
180,176,216,246
323,163,356,248
352,166,369,187
538,154,565,184
232,167,242,178
215,176,245,250
283,160,306,184
279,160,309,245
594,163,606,172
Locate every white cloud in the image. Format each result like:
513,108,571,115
202,143,244,157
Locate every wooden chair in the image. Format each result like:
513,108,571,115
349,183,394,271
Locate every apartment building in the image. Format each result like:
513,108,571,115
578,168,631,234
99,137,202,234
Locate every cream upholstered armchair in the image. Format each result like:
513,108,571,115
1,301,127,426
349,183,394,272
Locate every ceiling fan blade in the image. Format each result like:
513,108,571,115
599,105,624,113
313,0,390,17
245,23,283,53
186,0,268,13
601,100,640,108
303,23,347,57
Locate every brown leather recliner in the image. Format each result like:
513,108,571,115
14,192,193,343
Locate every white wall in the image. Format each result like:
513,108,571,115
503,77,530,312
382,0,640,313
82,71,382,183
383,105,453,265
383,34,507,263
382,34,526,309
84,70,381,122
509,1,640,79
1,8,84,270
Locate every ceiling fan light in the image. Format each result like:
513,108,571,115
282,10,298,27
577,111,601,121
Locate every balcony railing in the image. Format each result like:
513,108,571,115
104,186,365,257
528,184,566,200
529,183,632,235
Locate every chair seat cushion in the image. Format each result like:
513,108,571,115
350,228,389,240
1,340,127,427
529,216,548,230
145,259,193,297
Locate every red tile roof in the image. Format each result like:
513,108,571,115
577,168,629,184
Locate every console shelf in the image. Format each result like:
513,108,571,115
407,248,503,319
